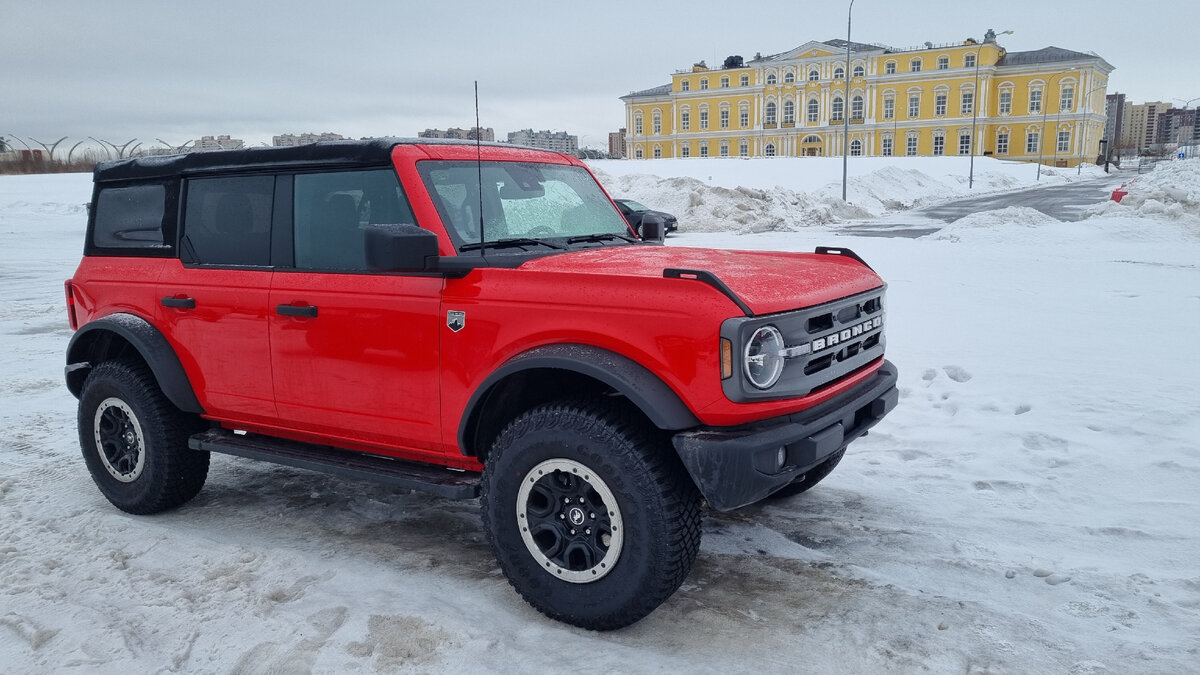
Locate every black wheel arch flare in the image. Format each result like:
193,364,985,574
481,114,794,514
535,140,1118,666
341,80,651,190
65,313,204,414
459,343,700,456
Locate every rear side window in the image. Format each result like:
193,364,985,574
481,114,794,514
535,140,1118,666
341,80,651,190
182,176,274,266
92,184,170,252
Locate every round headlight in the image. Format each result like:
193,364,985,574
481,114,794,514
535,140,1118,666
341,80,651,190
744,325,785,389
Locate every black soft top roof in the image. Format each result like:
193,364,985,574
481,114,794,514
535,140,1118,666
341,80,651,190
92,137,512,183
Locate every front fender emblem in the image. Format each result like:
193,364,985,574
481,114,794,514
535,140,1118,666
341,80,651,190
447,310,466,332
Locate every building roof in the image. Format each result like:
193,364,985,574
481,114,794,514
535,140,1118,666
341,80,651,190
997,46,1100,66
619,84,672,101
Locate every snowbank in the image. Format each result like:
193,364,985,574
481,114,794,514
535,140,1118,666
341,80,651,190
927,206,1061,243
589,156,1108,233
1084,159,1200,228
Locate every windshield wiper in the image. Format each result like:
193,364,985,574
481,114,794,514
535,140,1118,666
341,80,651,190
566,232,638,245
460,237,565,252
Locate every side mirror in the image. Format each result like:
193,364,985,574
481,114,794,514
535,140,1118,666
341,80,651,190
640,215,666,244
365,224,439,272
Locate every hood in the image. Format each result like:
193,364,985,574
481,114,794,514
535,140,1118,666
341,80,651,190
518,245,883,316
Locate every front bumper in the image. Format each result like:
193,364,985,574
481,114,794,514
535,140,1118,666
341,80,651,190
672,360,898,511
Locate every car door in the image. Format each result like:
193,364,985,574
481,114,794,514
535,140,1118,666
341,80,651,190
157,175,277,423
267,169,444,458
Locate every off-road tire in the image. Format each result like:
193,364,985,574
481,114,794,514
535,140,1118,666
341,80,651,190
767,449,845,500
480,399,701,630
78,360,209,514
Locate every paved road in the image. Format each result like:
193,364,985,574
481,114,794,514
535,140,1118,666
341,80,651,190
837,173,1127,238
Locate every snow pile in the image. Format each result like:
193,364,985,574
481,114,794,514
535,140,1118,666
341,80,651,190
927,206,1061,243
1084,160,1200,227
590,156,1105,232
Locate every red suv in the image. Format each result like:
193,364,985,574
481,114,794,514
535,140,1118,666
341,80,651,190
65,139,896,630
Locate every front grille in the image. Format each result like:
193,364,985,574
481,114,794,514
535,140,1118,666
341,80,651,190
721,287,887,402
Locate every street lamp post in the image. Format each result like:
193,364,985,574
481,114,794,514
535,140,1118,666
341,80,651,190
1037,69,1076,180
841,0,855,202
969,29,1012,189
1076,82,1110,174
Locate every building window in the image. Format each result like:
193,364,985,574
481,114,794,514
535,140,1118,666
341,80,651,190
831,97,844,121
739,140,749,156
885,61,896,74
959,132,971,155
853,65,865,77
906,134,918,156
1060,86,1074,112
699,142,709,157
809,69,819,81
851,95,864,120
965,54,976,68
721,76,730,88
740,106,749,127
653,146,662,159
784,72,795,83
1029,89,1042,113
999,91,1012,114
652,113,661,134
933,135,945,156
635,147,643,158
908,95,920,117
910,58,922,72
681,111,690,131
884,96,895,119
882,136,894,156
783,101,795,124
681,80,690,92
766,73,777,85
1026,130,1039,153
681,144,690,158
850,139,862,156
720,140,729,157
765,143,776,157
634,116,642,135
740,75,749,86
834,66,844,79
720,108,730,128
997,132,1009,154
937,56,949,70
1057,130,1070,152
808,99,819,122
935,93,947,116
700,110,708,130
961,91,974,116
765,102,777,125
700,78,709,90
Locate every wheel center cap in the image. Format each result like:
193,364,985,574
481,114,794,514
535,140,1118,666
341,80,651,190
567,507,585,526
123,431,137,446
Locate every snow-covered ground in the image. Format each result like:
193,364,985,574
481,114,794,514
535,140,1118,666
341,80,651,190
1,159,1197,673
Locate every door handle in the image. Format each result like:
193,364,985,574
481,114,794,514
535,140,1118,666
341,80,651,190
276,304,318,318
161,296,196,309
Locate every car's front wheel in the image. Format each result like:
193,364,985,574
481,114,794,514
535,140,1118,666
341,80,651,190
480,399,701,630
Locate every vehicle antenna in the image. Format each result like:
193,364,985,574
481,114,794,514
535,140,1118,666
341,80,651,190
475,81,485,255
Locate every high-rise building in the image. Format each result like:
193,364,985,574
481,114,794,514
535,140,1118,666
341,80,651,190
620,32,1113,166
273,132,345,146
193,135,245,151
608,129,628,159
418,127,495,141
1103,93,1126,156
1119,101,1173,153
507,129,579,154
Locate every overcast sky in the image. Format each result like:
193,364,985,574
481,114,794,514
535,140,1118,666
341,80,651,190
4,1,1197,152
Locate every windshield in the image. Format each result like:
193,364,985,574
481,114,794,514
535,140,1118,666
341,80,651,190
618,199,649,211
418,161,632,249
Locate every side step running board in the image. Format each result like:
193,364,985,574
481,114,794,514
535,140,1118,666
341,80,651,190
188,429,480,500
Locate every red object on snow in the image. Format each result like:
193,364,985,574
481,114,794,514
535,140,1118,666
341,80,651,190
1111,187,1128,202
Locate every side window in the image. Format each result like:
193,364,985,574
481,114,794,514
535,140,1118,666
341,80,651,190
183,176,274,266
91,183,172,254
292,169,415,271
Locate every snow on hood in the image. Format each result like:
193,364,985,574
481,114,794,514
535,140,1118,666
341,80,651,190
518,245,883,315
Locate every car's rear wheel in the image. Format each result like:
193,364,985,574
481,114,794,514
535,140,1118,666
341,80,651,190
481,399,701,630
78,360,209,514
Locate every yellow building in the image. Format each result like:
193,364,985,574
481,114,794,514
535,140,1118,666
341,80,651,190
620,33,1114,166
